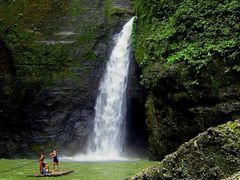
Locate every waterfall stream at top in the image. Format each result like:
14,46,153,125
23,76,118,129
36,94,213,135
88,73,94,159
63,17,135,161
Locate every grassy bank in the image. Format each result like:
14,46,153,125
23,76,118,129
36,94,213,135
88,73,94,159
0,159,156,180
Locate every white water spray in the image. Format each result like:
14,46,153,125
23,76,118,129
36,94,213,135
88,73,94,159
89,17,135,159
63,17,135,161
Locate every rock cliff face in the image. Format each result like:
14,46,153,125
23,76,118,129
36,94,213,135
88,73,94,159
133,0,240,159
0,0,143,157
130,121,240,180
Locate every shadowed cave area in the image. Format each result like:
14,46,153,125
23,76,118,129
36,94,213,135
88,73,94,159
125,57,148,158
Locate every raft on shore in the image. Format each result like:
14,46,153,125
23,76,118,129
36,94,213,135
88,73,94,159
27,170,74,177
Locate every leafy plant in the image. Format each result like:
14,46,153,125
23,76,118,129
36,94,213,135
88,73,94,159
133,0,240,89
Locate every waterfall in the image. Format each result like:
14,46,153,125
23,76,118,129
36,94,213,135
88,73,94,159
88,17,135,160
62,17,135,161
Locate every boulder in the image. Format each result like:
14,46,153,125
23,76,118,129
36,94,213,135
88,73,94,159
130,120,240,180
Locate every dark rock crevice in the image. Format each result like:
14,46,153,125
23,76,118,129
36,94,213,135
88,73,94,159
125,54,148,157
0,41,15,75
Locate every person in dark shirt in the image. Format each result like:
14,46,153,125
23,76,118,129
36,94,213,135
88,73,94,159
50,149,59,171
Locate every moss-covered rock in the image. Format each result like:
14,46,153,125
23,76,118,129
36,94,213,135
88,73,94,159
130,120,240,180
133,0,240,159
0,0,135,157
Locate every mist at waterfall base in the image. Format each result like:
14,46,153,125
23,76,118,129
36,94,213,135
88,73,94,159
62,17,140,162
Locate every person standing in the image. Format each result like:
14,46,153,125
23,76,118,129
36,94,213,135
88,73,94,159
50,149,59,171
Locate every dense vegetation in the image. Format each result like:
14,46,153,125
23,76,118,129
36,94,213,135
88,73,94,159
133,0,240,159
134,0,239,91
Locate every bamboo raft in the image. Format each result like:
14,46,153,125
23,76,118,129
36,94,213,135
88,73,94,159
27,170,74,177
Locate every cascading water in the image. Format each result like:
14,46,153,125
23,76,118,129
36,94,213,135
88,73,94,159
63,17,135,161
88,17,135,160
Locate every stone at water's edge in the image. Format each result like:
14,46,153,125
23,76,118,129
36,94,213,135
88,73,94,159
130,120,240,180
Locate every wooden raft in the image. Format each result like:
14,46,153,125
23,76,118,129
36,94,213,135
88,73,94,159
27,170,74,177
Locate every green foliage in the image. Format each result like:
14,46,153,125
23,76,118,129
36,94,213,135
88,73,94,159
0,1,74,116
0,23,72,85
0,25,34,52
0,0,66,24
103,0,124,21
68,0,86,16
16,43,72,84
0,0,111,91
103,0,130,21
133,0,240,89
104,0,114,19
133,0,240,162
